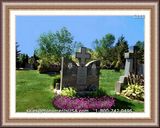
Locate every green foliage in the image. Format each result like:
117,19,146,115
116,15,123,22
37,59,50,73
30,50,39,70
16,42,30,69
101,34,115,48
115,35,129,66
16,42,21,60
121,73,144,101
37,27,74,65
61,87,76,97
16,42,21,68
121,84,144,101
135,41,144,64
93,34,116,63
127,73,144,86
93,34,129,69
90,50,99,60
37,59,60,73
18,53,29,68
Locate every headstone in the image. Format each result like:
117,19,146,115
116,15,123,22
115,46,144,93
60,57,78,90
77,66,87,85
124,46,138,76
60,47,100,92
137,64,144,75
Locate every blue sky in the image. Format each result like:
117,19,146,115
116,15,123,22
16,16,144,57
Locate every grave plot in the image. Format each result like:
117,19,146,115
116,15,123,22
52,46,144,112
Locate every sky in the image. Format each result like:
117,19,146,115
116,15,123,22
16,16,144,57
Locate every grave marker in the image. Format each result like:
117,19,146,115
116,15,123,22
115,46,144,93
60,47,100,92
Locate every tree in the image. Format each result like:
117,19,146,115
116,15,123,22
16,42,21,59
16,42,21,68
115,35,129,67
36,27,76,73
37,27,75,65
93,33,116,68
135,41,144,64
101,34,115,48
18,54,29,68
73,41,84,54
29,51,39,70
31,50,39,70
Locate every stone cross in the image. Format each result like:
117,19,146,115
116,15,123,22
124,46,138,76
76,47,91,66
115,46,139,93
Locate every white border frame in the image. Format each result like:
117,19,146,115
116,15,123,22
9,10,150,119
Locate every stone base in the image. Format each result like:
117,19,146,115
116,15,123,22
115,81,123,93
77,91,95,97
54,89,61,96
115,76,128,93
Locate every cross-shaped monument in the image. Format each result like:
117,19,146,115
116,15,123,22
115,46,139,93
75,47,91,85
124,46,138,76
76,47,91,66
60,47,100,92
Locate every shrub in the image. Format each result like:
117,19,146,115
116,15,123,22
121,73,144,90
38,59,61,73
121,84,144,101
37,59,50,73
121,73,144,101
61,87,76,97
127,73,144,86
52,96,115,111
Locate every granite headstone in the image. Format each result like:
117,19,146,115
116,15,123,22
60,47,100,92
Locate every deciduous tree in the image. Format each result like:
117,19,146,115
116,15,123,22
37,27,75,65
93,33,116,68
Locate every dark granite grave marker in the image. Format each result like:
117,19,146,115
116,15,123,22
60,47,100,92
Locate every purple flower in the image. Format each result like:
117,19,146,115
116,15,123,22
52,95,115,112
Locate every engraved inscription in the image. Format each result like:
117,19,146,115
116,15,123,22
77,67,87,85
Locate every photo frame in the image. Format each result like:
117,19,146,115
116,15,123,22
0,0,159,127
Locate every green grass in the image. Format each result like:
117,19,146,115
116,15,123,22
16,70,57,112
99,69,144,112
16,69,144,112
99,69,124,95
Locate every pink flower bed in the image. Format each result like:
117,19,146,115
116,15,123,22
52,96,115,111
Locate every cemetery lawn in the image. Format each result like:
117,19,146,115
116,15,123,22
16,70,57,112
16,70,144,112
99,69,144,112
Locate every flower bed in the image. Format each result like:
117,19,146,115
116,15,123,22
52,96,115,112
